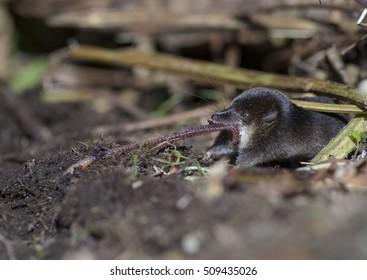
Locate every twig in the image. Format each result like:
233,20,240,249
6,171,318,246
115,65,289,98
325,46,349,85
92,104,217,135
67,46,367,108
48,11,245,31
291,100,367,114
64,123,240,175
0,81,52,143
259,3,357,13
341,34,367,56
297,160,348,171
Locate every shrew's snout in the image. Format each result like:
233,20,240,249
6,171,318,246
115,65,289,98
210,109,241,124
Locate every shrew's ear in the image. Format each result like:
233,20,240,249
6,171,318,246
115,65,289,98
262,110,278,123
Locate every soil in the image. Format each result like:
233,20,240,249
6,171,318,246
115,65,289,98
1,89,367,260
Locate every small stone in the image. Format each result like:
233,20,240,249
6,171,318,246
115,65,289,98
131,181,143,189
181,233,201,255
176,195,191,210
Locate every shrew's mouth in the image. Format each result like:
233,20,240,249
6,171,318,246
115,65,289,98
206,121,240,145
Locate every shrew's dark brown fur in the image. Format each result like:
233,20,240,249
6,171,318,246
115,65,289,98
207,87,347,166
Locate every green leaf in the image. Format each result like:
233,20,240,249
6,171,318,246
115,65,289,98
10,56,47,93
153,94,183,117
350,130,362,144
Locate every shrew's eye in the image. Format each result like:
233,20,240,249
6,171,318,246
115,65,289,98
240,113,250,122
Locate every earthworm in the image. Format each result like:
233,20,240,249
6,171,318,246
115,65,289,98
63,122,240,175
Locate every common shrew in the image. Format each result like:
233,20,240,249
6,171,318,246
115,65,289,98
207,87,347,166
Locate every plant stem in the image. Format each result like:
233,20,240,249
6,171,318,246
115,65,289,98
311,116,367,163
68,45,367,108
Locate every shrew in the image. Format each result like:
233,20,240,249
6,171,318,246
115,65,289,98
207,87,347,167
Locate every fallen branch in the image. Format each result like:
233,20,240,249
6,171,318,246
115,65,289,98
67,45,367,108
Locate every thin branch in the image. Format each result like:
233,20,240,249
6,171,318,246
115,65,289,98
92,104,216,135
0,81,52,143
291,100,367,114
67,46,367,108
